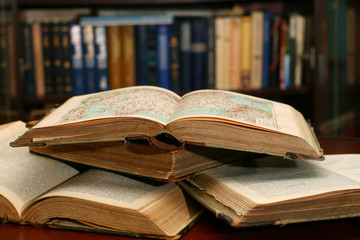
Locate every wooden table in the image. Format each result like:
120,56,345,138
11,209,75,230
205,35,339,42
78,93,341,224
1,137,360,240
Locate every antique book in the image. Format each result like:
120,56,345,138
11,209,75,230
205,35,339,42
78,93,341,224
11,86,323,160
179,154,360,227
0,121,203,239
29,140,249,182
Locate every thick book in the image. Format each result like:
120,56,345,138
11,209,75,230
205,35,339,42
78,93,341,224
179,154,360,227
94,26,109,92
11,86,323,160
29,139,251,182
1,121,203,239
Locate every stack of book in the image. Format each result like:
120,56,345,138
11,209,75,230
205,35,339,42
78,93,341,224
3,86,360,238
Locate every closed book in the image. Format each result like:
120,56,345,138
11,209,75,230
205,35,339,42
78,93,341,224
52,22,65,96
269,15,282,88
146,25,158,86
180,19,192,91
60,23,73,96
214,17,227,90
229,16,241,90
170,19,181,92
250,11,264,90
21,23,36,98
94,26,109,92
135,25,148,86
262,11,271,89
82,25,97,93
121,26,136,88
69,23,86,95
0,25,7,98
157,24,171,89
41,22,55,96
190,18,208,90
107,26,123,90
31,23,46,98
240,15,251,90
207,17,215,89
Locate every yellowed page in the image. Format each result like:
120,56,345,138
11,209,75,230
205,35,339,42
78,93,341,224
34,86,181,128
35,169,177,210
0,121,79,217
206,155,360,205
169,89,301,137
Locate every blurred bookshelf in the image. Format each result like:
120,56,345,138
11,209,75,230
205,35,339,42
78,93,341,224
1,0,359,137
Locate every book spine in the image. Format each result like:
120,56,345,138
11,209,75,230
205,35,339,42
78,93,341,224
22,23,36,98
294,14,306,88
229,17,241,90
279,19,287,90
6,24,17,98
0,24,7,98
156,24,171,89
135,25,149,86
52,22,64,96
170,19,181,92
61,23,73,96
240,15,251,90
32,22,46,98
207,17,215,89
222,17,231,90
41,22,55,96
82,25,97,93
107,26,123,90
289,14,297,88
121,26,136,88
69,23,86,95
215,17,225,90
262,11,271,89
269,15,282,88
250,11,264,90
180,19,191,91
94,26,109,92
190,18,208,90
146,25,158,86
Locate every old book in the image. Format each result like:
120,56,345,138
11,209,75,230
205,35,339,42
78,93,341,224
11,86,323,160
0,121,203,239
179,154,360,227
29,139,251,182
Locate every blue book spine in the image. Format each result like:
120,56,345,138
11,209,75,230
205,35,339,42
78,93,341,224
262,11,271,89
94,26,109,92
21,23,36,98
41,22,55,96
147,25,158,86
207,17,215,89
70,23,86,95
135,25,149,86
60,23,73,96
52,22,64,96
191,18,208,90
82,25,97,93
180,19,192,91
156,24,171,89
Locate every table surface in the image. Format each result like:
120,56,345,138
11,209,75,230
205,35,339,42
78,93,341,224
1,137,360,240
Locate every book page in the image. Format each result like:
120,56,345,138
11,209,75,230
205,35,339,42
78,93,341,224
0,121,79,217
34,86,181,128
207,155,360,204
169,89,300,137
37,169,177,210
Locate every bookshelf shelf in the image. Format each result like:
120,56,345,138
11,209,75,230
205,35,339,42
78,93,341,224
1,0,359,137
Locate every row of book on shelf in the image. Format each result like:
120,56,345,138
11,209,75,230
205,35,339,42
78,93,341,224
2,85,360,238
0,7,312,99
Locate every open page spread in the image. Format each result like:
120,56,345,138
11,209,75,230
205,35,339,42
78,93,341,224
33,169,177,210
205,155,360,205
34,86,181,128
0,121,79,217
169,89,300,136
33,86,301,137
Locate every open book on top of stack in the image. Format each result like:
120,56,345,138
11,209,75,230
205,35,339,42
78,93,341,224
0,121,203,239
11,86,323,181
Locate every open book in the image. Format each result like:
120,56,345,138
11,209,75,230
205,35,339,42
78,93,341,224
0,121,203,239
29,140,252,182
11,86,323,160
179,154,360,227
